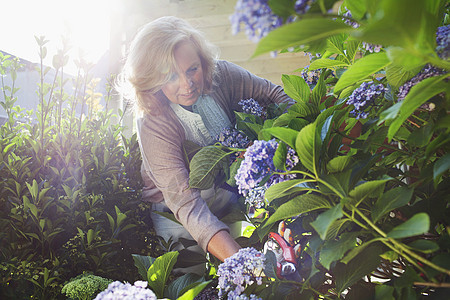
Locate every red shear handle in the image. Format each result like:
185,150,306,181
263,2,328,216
268,232,297,265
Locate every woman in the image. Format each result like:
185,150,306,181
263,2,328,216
120,16,293,269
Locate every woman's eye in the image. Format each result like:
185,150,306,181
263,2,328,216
187,67,198,75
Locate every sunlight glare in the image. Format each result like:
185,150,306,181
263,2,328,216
2,0,111,75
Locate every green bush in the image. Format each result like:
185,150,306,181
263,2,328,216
0,37,162,299
189,0,450,299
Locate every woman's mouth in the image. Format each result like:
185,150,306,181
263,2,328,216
180,89,196,98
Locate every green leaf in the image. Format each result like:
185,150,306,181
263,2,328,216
166,273,202,299
288,101,320,120
115,206,126,228
348,178,391,204
334,245,382,294
433,153,450,181
178,280,211,300
334,52,391,93
26,179,39,200
309,58,348,70
86,229,94,246
319,232,359,269
386,75,449,140
265,179,314,202
189,146,229,189
226,158,242,186
311,203,344,240
311,72,326,106
262,127,298,149
265,193,331,227
132,254,157,281
326,155,353,173
385,64,418,89
319,172,350,197
147,251,179,298
273,141,287,171
375,285,395,300
387,213,430,239
371,186,414,222
281,74,310,102
295,123,321,176
343,0,367,19
407,240,439,254
254,18,354,57
264,250,279,279
358,0,438,52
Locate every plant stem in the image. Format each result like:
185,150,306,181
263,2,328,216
352,205,450,276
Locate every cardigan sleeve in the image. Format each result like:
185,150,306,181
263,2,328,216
137,114,229,252
213,60,295,115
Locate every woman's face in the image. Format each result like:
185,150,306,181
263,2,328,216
161,41,204,106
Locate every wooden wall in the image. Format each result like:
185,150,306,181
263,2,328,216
112,0,310,86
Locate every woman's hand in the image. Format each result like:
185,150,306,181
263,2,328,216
207,230,241,262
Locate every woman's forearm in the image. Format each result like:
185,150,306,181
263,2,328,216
207,230,241,262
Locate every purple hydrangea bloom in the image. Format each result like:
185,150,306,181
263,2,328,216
94,281,156,300
362,42,382,53
238,98,266,118
217,247,265,300
216,127,250,149
301,66,321,88
235,294,263,300
230,0,312,43
397,64,446,100
436,25,450,59
342,10,359,28
346,81,385,119
235,139,298,208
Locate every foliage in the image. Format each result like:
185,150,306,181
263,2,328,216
189,0,450,299
130,251,212,300
0,38,162,299
61,273,112,300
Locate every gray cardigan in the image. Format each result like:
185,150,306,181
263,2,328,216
137,60,293,251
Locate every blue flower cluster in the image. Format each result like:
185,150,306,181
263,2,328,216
342,10,359,28
301,66,321,88
216,127,250,149
238,98,266,118
230,0,312,43
436,25,450,59
397,64,446,100
347,81,385,119
217,247,265,300
235,294,263,300
362,42,382,53
235,139,298,208
94,281,156,300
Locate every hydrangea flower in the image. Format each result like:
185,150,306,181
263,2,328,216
301,67,321,88
235,139,298,208
436,25,450,59
217,247,265,300
238,98,266,118
94,281,156,300
235,294,263,300
397,64,446,100
347,81,386,119
230,0,312,43
216,127,250,149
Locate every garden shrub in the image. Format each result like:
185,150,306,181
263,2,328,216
188,0,450,299
0,38,162,299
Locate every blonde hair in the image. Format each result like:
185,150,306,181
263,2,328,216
119,16,219,114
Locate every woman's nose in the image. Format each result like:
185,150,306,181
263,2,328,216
180,75,193,90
